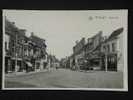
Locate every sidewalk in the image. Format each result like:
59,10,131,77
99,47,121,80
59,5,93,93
5,69,51,77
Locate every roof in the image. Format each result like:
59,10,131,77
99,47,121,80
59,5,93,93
102,27,124,44
5,18,25,37
108,27,124,40
30,35,47,48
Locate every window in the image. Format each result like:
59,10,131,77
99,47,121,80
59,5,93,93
12,48,15,56
36,63,40,69
112,43,116,52
103,45,106,52
107,45,110,53
5,42,7,51
12,40,15,47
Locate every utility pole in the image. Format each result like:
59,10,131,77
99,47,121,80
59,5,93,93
22,39,24,72
105,53,108,72
15,33,18,73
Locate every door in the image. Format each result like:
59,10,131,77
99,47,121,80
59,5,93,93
43,62,47,69
107,54,117,71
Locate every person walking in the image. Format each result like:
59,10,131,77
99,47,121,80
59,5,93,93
72,59,75,71
25,62,29,73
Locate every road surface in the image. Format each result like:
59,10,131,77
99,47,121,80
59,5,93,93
5,68,123,89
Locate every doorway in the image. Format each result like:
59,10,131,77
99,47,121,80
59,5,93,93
107,54,117,71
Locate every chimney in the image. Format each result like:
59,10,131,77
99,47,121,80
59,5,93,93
12,22,15,25
98,31,103,37
88,38,91,43
20,29,26,35
104,36,107,40
75,40,78,44
101,36,107,42
82,37,85,44
31,32,34,36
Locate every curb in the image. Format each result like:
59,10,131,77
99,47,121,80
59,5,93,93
5,69,49,77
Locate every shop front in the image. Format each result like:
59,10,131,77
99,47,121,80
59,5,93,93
25,61,33,72
107,53,117,71
9,58,24,72
85,52,102,70
89,57,102,70
101,53,117,71
5,56,11,73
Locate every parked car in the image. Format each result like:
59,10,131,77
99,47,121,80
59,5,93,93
78,58,90,70
89,66,101,71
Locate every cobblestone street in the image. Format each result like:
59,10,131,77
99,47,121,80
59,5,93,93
5,68,123,89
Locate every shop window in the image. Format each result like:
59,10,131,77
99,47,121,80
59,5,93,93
12,40,15,47
112,43,116,52
103,45,106,52
36,63,40,69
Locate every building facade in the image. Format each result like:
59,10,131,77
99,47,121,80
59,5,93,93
30,32,48,71
4,18,48,73
48,55,59,68
5,18,26,73
84,31,103,70
70,31,103,71
101,27,124,71
72,37,86,70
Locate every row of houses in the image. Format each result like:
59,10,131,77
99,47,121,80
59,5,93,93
4,18,57,73
60,57,70,69
49,55,60,68
68,27,124,71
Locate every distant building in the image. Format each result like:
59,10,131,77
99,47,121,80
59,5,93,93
48,55,59,68
60,57,70,69
69,54,74,69
60,58,66,68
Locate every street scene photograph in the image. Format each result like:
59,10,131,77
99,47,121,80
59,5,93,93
2,10,128,91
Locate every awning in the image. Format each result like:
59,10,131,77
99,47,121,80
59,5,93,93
26,62,32,67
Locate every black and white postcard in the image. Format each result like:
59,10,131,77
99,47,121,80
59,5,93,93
2,10,128,91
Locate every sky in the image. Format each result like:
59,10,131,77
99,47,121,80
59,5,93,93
3,10,127,60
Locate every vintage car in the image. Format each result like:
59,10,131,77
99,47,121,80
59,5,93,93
78,58,90,70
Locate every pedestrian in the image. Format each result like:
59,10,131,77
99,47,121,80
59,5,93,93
25,63,29,73
72,59,75,71
55,66,57,70
55,63,59,70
